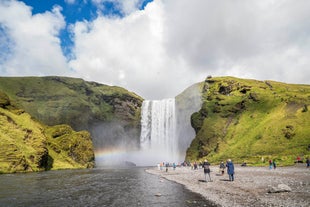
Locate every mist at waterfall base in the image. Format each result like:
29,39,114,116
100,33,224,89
90,121,141,166
92,99,182,166
93,85,202,167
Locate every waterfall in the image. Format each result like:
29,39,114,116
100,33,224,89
139,98,180,165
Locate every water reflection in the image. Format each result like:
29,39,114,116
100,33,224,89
0,168,215,207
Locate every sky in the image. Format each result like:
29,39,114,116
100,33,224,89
0,0,309,99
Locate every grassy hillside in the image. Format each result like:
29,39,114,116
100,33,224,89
45,124,94,170
0,76,143,152
0,91,94,173
0,76,142,129
187,77,310,166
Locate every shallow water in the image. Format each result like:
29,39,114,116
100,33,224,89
0,167,214,207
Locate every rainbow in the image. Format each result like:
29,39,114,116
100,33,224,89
95,147,130,162
94,147,158,166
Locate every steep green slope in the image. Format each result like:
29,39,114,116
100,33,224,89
0,91,94,173
0,76,142,129
187,77,310,166
0,77,143,152
45,124,94,170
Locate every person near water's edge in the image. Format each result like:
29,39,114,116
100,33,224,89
226,159,235,181
202,159,211,182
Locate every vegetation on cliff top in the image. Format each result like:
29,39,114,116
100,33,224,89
0,76,143,130
0,91,94,173
0,76,143,152
187,76,310,166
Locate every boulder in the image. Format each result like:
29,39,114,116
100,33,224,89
268,184,292,193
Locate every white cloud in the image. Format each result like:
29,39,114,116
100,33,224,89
116,0,141,15
91,0,142,15
69,1,193,99
162,0,310,84
69,0,310,99
0,0,69,76
65,0,76,5
0,0,310,99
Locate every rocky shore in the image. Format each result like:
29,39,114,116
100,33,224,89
146,164,310,207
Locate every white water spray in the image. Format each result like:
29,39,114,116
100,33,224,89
139,99,180,165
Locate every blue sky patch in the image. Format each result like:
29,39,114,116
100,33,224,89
18,0,153,59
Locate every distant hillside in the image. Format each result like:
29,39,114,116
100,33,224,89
0,91,94,173
0,77,143,152
187,77,310,166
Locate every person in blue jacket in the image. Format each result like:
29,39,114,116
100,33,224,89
226,159,235,181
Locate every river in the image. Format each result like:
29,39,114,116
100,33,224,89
0,167,215,207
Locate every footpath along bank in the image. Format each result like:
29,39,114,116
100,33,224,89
146,165,310,207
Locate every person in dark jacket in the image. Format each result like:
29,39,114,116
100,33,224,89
273,160,277,170
202,159,211,182
219,162,225,175
226,159,235,181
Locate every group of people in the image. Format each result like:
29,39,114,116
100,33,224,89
157,162,177,172
296,156,310,168
268,159,277,170
158,156,309,185
202,159,235,182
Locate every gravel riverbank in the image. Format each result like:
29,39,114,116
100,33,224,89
146,165,310,207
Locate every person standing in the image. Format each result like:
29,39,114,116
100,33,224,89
226,159,235,181
202,159,211,182
219,162,225,175
194,161,198,170
269,159,273,170
306,158,310,168
273,160,277,170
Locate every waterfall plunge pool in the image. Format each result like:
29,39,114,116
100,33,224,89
0,167,214,207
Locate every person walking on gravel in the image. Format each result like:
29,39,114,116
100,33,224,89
226,159,235,181
202,159,212,182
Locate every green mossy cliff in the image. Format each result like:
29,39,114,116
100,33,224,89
187,77,310,166
0,76,142,129
0,91,94,173
0,77,143,151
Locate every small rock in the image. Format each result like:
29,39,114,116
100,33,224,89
278,184,292,192
155,193,162,197
268,184,292,193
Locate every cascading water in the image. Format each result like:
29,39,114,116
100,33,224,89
139,98,180,165
93,84,202,167
92,83,201,167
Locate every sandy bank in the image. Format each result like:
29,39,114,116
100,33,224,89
146,165,310,207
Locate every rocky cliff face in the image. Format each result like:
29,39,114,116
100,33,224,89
187,77,310,165
0,91,94,173
175,83,203,161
